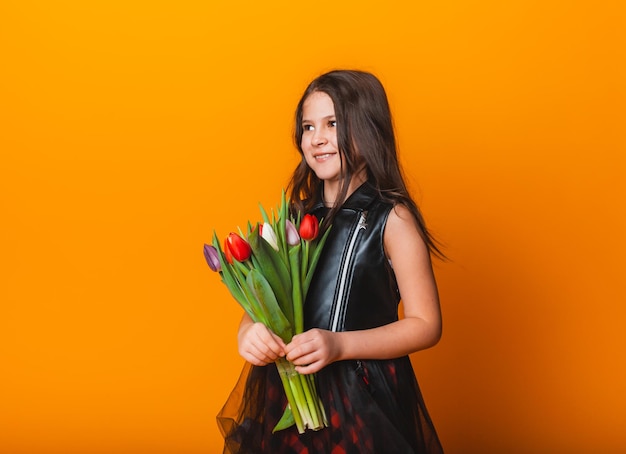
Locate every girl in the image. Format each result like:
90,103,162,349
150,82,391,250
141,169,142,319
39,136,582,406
218,70,444,453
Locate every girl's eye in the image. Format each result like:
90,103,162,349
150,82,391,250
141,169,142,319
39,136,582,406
303,124,314,131
329,120,337,127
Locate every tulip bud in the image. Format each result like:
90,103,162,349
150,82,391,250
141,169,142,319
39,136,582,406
285,220,300,246
299,214,319,241
260,222,279,251
225,232,252,262
224,238,234,265
203,244,221,272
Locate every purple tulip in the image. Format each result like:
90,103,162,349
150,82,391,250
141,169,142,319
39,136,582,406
203,244,221,272
285,220,301,246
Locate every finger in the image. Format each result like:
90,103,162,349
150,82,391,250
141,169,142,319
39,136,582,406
285,333,315,354
270,331,288,351
284,343,305,362
285,341,321,365
249,344,278,363
240,336,275,364
242,349,270,366
294,360,323,375
250,323,285,350
285,335,321,361
255,330,285,358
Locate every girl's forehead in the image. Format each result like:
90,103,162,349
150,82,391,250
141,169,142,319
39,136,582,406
303,91,335,113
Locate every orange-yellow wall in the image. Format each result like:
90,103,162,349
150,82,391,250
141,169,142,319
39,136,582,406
1,1,624,452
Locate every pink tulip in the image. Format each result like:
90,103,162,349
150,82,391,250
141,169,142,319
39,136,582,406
285,220,300,246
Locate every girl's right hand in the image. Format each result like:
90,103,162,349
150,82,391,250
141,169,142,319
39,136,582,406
238,319,286,366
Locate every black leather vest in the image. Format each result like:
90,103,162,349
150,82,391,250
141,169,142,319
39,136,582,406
304,182,400,332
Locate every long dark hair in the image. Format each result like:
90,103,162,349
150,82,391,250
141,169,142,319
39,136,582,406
288,70,443,258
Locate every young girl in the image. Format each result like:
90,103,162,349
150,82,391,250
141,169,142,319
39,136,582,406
218,70,444,453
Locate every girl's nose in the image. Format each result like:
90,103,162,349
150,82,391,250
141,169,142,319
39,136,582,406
312,129,328,146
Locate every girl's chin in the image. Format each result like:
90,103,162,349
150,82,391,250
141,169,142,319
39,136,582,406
313,172,341,183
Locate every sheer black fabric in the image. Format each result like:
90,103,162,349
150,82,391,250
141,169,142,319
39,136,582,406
217,183,443,453
218,357,442,453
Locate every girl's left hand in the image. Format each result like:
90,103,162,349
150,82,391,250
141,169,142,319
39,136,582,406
284,328,342,374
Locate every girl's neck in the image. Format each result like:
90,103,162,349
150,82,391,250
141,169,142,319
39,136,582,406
322,172,367,207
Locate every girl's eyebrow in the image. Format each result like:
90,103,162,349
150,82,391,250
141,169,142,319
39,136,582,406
302,114,336,123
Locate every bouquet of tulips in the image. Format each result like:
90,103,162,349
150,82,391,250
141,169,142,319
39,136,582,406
203,192,330,433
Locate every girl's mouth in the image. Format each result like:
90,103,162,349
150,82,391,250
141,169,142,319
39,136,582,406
314,153,335,161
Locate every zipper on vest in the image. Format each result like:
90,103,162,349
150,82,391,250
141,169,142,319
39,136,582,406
330,211,368,332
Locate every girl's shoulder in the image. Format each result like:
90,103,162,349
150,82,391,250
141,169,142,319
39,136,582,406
384,203,424,238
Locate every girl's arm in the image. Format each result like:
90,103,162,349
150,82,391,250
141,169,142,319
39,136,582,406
284,204,442,374
237,313,287,366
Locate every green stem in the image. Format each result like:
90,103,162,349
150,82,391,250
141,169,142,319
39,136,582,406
275,359,328,433
301,240,309,284
289,369,313,428
288,246,303,334
308,373,328,426
275,359,305,433
298,373,320,428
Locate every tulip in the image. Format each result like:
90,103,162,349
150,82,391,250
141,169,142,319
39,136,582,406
224,238,234,264
285,220,300,246
202,193,329,434
299,214,319,241
260,222,279,251
203,244,221,272
225,232,252,262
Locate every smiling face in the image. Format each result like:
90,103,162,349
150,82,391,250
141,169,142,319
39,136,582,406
300,91,342,187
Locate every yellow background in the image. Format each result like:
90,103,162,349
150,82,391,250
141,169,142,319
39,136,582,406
1,1,625,452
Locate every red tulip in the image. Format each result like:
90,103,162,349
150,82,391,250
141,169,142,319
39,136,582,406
299,214,319,241
223,238,234,264
225,232,252,262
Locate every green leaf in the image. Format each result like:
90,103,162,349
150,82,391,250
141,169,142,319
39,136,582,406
277,190,289,263
246,269,292,342
212,232,256,321
272,405,295,433
288,245,304,334
259,203,271,224
237,268,269,326
248,226,294,325
303,226,332,294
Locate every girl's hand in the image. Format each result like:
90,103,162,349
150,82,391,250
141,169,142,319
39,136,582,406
284,328,342,374
238,321,286,366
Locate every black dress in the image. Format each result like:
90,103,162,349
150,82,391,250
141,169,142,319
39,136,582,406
218,182,443,453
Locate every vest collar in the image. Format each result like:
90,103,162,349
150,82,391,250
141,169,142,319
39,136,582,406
311,181,378,212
